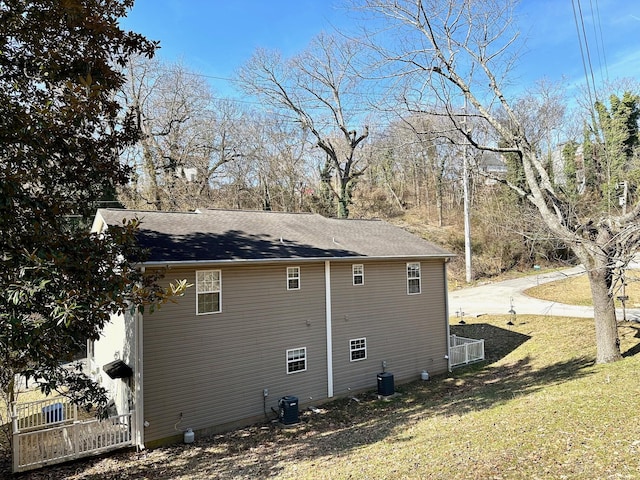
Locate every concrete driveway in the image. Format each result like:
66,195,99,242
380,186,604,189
448,265,640,321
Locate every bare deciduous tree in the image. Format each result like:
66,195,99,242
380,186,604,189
210,113,314,212
238,33,369,218
363,0,639,363
120,58,243,210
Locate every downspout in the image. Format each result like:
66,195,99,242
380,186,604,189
444,260,452,372
325,261,333,398
135,269,145,449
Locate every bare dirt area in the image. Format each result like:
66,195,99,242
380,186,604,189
4,389,421,480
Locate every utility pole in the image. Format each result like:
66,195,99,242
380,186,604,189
463,97,472,283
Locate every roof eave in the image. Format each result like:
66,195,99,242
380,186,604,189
139,253,455,268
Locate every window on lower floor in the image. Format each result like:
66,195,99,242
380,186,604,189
407,262,421,294
350,337,367,361
196,270,221,314
286,347,307,373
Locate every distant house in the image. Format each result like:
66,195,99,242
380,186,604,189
476,150,507,185
550,143,586,193
90,208,455,447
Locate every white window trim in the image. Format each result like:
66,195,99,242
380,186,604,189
286,347,307,374
352,264,364,286
349,337,367,362
407,262,421,295
287,266,301,290
196,269,222,315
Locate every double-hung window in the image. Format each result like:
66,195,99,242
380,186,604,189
352,264,364,285
196,270,221,314
286,347,307,373
407,262,421,295
287,266,300,290
350,338,367,361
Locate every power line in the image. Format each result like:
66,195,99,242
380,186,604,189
591,0,610,84
130,63,401,107
572,0,599,107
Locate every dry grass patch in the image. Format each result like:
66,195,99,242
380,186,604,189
6,314,640,479
525,270,640,308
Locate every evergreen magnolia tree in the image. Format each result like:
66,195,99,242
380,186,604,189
0,0,183,416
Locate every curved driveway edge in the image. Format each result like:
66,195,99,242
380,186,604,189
448,265,640,321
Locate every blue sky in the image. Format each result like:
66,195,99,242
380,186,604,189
515,0,640,91
120,0,640,99
120,0,350,95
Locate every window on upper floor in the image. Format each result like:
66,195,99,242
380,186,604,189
287,266,300,290
286,347,307,373
407,262,421,295
196,270,221,314
352,264,364,285
350,337,367,361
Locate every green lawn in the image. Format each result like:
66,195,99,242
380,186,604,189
7,314,640,479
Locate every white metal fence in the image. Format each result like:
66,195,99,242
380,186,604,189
449,334,485,367
12,397,132,473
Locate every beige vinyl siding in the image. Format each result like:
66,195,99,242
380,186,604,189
330,260,448,395
142,263,328,443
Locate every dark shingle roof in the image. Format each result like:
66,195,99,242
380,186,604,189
94,208,453,264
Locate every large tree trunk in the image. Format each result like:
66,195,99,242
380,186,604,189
586,259,622,363
337,179,350,219
141,140,161,211
518,145,624,364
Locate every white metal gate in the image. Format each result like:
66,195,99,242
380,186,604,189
12,397,133,473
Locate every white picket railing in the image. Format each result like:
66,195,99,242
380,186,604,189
12,397,132,473
13,397,77,432
449,334,485,367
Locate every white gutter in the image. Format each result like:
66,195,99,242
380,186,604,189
139,254,456,269
325,261,333,398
